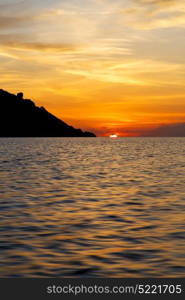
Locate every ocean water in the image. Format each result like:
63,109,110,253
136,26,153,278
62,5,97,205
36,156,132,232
0,137,185,277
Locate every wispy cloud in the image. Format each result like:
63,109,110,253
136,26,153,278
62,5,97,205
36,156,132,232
122,0,185,29
65,58,183,86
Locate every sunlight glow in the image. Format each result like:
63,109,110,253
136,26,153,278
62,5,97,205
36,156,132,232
109,134,118,139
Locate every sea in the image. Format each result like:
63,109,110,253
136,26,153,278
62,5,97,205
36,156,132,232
0,137,185,277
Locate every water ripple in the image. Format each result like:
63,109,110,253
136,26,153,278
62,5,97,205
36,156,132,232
0,137,185,277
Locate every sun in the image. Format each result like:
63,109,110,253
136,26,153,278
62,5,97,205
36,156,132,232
109,134,118,138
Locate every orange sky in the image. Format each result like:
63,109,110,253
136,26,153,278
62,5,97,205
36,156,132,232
0,0,185,136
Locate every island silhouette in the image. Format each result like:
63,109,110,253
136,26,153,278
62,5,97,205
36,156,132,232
0,89,96,137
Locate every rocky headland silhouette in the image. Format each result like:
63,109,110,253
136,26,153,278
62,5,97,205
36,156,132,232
0,89,96,137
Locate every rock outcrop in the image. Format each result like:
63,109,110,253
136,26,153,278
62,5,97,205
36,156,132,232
0,89,96,137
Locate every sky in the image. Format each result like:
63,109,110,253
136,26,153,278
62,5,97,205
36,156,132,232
0,0,185,136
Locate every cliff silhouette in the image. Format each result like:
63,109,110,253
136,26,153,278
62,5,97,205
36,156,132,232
0,89,96,137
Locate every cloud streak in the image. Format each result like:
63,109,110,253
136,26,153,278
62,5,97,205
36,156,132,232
122,0,185,29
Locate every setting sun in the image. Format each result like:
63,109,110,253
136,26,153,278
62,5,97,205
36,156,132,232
109,134,118,139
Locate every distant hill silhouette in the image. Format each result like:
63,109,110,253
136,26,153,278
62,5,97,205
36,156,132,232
143,122,185,137
0,89,96,137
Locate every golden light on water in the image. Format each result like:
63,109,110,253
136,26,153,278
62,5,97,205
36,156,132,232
0,138,185,277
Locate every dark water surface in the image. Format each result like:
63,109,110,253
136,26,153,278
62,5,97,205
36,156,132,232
0,137,185,277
